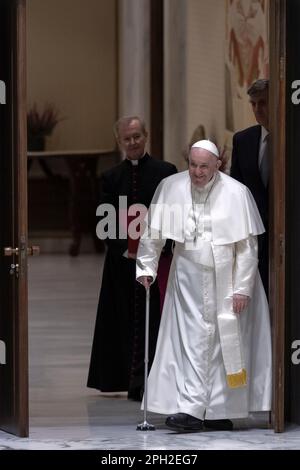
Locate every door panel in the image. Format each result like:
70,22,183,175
0,0,28,437
269,0,286,433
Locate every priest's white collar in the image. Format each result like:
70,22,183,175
126,153,146,165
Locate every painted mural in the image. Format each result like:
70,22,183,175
225,0,269,132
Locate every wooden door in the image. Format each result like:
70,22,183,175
0,0,28,437
284,0,300,426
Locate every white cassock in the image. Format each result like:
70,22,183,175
136,171,272,420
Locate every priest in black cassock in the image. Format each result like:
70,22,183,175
87,116,177,400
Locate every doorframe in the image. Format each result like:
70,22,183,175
269,0,286,433
14,0,29,437
1,0,289,437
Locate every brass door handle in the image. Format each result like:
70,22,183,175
4,247,19,256
4,245,40,256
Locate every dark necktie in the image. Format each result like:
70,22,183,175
260,135,269,187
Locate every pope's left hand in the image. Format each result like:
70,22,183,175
233,293,249,314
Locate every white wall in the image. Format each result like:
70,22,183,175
186,0,226,152
164,0,227,170
164,0,187,170
27,0,117,151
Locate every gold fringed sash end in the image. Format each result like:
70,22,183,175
227,368,247,389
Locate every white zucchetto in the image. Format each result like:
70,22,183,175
191,140,219,158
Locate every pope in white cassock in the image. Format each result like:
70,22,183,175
136,140,272,432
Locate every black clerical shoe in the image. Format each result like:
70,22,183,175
165,413,203,431
204,419,233,431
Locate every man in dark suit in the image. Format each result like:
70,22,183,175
230,79,269,295
87,116,177,400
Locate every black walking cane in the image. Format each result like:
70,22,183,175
137,285,155,431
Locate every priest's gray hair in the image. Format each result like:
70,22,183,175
247,79,269,97
113,116,147,138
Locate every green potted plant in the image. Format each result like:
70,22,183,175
27,103,63,151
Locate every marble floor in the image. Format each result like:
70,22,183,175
0,254,300,450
